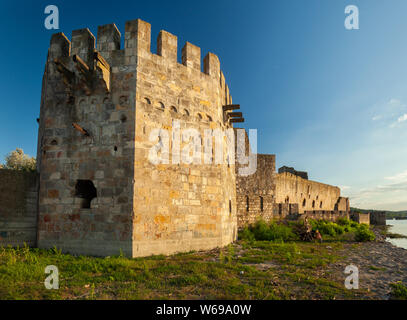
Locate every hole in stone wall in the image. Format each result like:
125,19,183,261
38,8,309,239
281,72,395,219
75,180,97,209
207,115,212,122
120,114,127,123
229,199,232,214
260,196,264,212
302,199,306,207
171,106,177,113
144,97,151,104
50,139,58,145
320,201,323,208
246,196,249,212
312,200,315,208
114,146,118,152
183,109,190,116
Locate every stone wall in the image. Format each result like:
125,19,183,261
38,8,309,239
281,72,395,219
37,19,238,257
131,21,237,257
278,166,308,180
370,211,386,225
300,210,349,222
350,212,370,225
275,172,344,214
236,153,276,228
235,152,350,228
0,169,38,247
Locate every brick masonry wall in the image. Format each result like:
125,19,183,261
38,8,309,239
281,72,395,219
0,169,38,247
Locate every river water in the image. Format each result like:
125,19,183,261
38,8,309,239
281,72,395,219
386,219,407,249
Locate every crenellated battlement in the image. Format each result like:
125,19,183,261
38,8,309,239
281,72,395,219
47,19,231,99
37,19,240,257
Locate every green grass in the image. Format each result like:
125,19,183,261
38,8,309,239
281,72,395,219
368,266,387,271
0,241,368,300
390,282,407,300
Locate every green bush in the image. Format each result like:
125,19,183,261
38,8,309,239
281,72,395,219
309,220,345,237
239,218,375,243
238,227,255,242
309,219,375,242
355,224,375,242
238,220,298,242
390,282,407,300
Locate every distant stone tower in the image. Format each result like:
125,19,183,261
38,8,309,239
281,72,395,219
37,19,240,257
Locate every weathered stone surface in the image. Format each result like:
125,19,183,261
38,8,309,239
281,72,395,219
36,18,237,257
0,169,38,247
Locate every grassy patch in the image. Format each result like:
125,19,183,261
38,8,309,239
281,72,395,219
390,282,407,300
368,266,387,271
0,240,368,300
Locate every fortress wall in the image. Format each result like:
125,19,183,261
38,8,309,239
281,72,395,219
275,172,341,214
37,19,238,257
235,153,276,228
0,169,38,247
129,20,237,257
37,27,135,256
370,211,386,225
350,212,370,225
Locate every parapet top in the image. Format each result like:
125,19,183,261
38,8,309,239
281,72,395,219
49,19,222,81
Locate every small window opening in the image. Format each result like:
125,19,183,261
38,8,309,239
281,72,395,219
246,196,249,212
171,106,177,113
229,199,232,214
120,114,127,123
183,109,190,116
114,146,118,152
75,180,97,209
144,97,151,104
302,199,306,207
312,200,315,208
320,201,323,208
260,196,264,212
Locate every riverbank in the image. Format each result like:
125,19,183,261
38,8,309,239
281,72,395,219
0,227,406,300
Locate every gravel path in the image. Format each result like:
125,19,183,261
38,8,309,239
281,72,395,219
329,229,407,299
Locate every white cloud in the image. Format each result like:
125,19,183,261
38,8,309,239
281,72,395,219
346,169,407,210
385,170,407,182
397,113,407,123
388,98,402,107
371,98,407,127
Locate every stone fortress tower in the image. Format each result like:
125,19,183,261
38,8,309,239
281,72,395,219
36,19,240,257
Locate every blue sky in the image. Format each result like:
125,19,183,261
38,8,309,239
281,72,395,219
1,0,407,210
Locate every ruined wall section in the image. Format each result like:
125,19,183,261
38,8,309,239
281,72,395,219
235,151,276,228
37,25,135,256
129,20,237,257
0,170,38,247
275,172,342,214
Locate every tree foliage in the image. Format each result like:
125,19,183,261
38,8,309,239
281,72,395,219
1,148,36,172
